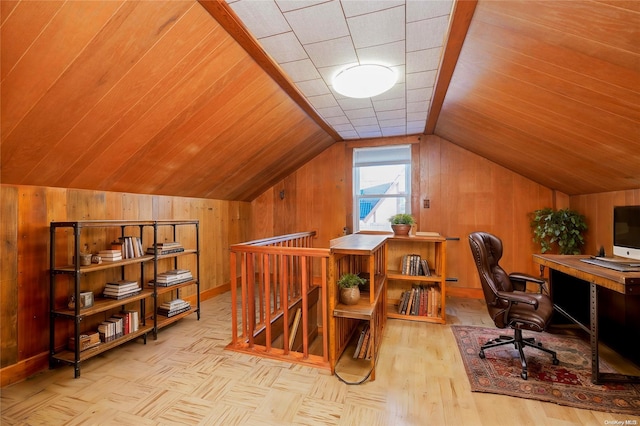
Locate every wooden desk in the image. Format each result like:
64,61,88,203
533,254,640,384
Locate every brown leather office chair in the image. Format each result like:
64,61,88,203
468,232,558,379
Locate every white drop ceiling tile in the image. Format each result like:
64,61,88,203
340,130,360,139
372,82,405,101
372,97,405,112
317,106,346,118
308,93,339,109
279,59,322,82
406,0,453,23
326,115,351,126
276,0,329,14
379,118,406,127
381,126,407,137
351,117,380,126
260,32,308,63
355,124,381,133
407,121,425,133
407,101,428,113
333,123,356,132
297,79,331,97
406,70,436,90
318,63,358,86
407,16,450,51
408,112,428,123
357,129,383,138
345,108,376,120
305,36,357,68
347,6,405,49
357,41,405,67
342,1,404,18
284,1,349,44
338,97,373,111
377,109,406,120
407,87,430,103
228,0,290,38
406,48,441,72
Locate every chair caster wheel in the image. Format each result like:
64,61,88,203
553,358,559,365
479,350,485,359
521,371,528,380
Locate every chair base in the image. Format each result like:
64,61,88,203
478,329,559,380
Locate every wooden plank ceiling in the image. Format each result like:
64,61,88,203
0,0,335,201
1,1,638,200
436,0,640,195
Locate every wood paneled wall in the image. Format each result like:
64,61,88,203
0,184,250,381
570,189,640,257
252,135,559,298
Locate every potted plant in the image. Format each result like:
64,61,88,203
389,213,415,236
530,207,588,254
338,273,366,305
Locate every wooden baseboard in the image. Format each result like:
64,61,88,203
0,352,49,388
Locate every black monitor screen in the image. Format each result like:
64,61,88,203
614,205,640,249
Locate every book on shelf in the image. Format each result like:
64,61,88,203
397,285,441,317
400,254,432,276
353,323,368,358
157,298,191,317
98,249,123,261
146,241,184,255
103,279,141,299
358,327,371,359
148,269,193,287
114,236,144,259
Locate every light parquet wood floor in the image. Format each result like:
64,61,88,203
2,294,639,426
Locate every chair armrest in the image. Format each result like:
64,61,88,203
496,290,539,309
509,272,547,294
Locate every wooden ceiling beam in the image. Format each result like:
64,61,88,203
197,0,342,142
424,0,477,135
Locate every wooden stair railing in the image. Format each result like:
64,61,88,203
227,232,331,370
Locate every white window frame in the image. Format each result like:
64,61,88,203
353,145,411,233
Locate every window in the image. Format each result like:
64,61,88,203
354,145,411,232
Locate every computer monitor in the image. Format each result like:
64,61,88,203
613,205,640,261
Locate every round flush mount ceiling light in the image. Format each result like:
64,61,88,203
333,64,397,99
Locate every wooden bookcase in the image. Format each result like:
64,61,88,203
328,233,387,381
151,220,201,333
49,220,200,378
385,234,446,324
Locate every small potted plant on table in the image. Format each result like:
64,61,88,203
338,273,367,305
389,213,415,236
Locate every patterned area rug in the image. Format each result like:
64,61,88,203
451,325,640,415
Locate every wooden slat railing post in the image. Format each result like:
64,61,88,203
230,251,238,345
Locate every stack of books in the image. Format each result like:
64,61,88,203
157,299,191,317
98,316,123,342
148,269,193,287
98,249,122,262
146,242,184,256
103,279,141,300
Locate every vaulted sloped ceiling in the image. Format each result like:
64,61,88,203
0,0,336,201
436,1,640,195
1,1,638,201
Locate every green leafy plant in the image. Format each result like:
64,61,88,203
530,207,587,254
388,213,415,225
337,273,367,289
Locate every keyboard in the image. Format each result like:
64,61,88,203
580,257,640,272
